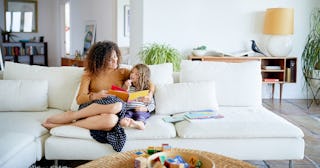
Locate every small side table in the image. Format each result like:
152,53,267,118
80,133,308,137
305,75,320,108
76,148,255,168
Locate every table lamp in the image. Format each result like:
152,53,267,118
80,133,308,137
263,8,294,57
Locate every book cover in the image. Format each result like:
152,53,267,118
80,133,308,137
184,111,223,120
162,116,185,123
109,85,149,102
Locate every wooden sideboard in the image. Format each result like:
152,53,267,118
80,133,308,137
61,57,85,67
189,56,297,101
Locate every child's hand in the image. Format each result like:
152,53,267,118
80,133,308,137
140,93,153,103
135,106,148,112
124,79,132,90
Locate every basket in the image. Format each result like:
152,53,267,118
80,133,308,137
147,151,215,168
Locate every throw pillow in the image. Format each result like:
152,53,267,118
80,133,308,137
0,80,48,111
154,81,219,115
4,62,84,111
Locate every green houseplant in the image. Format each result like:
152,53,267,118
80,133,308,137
139,43,182,71
302,8,320,79
192,45,207,56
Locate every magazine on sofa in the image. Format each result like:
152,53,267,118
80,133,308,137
163,109,223,123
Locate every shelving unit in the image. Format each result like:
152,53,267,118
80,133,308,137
1,42,48,66
189,56,297,101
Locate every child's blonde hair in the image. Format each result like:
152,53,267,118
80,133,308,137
132,64,151,91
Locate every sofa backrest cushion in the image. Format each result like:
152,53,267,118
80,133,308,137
4,62,84,111
148,63,174,85
180,60,262,106
0,80,48,111
155,81,219,115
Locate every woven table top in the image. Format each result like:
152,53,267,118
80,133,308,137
77,148,256,168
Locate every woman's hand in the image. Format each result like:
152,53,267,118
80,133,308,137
90,90,110,100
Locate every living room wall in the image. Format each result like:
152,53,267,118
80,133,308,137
130,0,320,99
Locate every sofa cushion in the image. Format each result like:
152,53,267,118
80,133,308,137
4,62,84,110
175,106,304,138
0,133,35,168
0,109,63,137
180,60,262,106
148,63,174,85
155,81,219,115
50,115,176,140
0,80,48,111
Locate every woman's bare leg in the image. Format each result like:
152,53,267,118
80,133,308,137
46,102,122,124
43,114,118,130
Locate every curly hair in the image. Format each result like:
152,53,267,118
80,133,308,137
132,64,151,91
85,41,122,76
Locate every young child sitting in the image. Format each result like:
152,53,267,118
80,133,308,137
119,64,155,130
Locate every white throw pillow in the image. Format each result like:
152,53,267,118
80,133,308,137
3,62,84,111
180,60,262,106
155,81,219,115
148,63,174,85
0,80,48,111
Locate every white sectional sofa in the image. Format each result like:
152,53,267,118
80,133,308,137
0,60,304,167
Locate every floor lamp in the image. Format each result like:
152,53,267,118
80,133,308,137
263,8,294,57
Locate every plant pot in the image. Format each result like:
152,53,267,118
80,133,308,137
192,50,206,56
310,70,320,89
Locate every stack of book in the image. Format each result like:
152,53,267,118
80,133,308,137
162,109,223,123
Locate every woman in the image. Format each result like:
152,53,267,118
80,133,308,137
43,41,153,151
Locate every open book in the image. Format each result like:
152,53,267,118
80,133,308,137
108,85,149,102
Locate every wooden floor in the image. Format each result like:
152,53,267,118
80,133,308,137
31,99,320,168
246,99,320,168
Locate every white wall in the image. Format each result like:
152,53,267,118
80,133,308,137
130,0,319,99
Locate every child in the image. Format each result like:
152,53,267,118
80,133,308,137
119,64,155,130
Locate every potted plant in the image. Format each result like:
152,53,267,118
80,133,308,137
302,8,320,89
1,28,17,42
139,43,182,71
192,45,207,56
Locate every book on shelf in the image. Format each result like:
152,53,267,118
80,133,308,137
108,85,149,102
262,66,281,70
263,78,279,82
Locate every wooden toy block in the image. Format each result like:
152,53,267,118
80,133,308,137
188,156,199,166
134,156,147,168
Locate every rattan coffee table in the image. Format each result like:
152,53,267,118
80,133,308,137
77,148,256,168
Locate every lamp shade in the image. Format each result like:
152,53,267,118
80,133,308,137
263,8,294,35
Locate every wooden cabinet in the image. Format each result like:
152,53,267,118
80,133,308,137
61,57,85,67
1,42,48,66
189,56,297,101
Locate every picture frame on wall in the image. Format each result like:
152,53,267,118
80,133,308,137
83,21,96,55
124,5,130,37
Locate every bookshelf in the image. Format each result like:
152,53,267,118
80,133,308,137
1,42,48,66
189,56,297,101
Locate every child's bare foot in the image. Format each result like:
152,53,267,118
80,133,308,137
120,118,131,127
129,120,145,130
47,111,75,124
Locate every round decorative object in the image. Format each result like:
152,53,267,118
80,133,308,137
147,151,215,168
192,50,207,56
266,35,293,57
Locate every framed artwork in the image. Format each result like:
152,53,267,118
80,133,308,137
4,0,38,32
83,21,96,55
124,5,130,37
